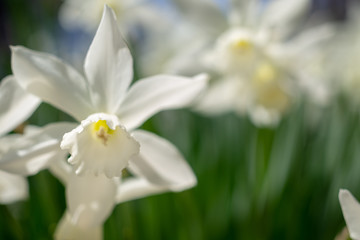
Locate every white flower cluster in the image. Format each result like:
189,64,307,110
138,0,335,127
1,0,360,239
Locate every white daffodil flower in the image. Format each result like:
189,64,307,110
49,129,196,240
0,75,41,204
339,189,360,240
1,122,197,239
11,5,207,179
6,6,203,238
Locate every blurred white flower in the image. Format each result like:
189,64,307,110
11,5,207,177
201,0,334,126
144,0,332,126
194,60,293,126
339,189,360,240
0,75,40,204
0,123,75,204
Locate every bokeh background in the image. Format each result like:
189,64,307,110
0,0,359,239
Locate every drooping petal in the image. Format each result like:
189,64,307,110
61,113,140,177
0,76,40,137
130,130,197,191
339,189,360,240
117,74,208,130
0,122,77,176
11,46,95,121
0,170,28,204
66,173,117,228
115,177,168,204
84,5,133,113
54,211,103,240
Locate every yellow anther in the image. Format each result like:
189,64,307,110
93,120,115,145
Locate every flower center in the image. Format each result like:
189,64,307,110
253,63,277,85
232,39,252,52
92,120,115,145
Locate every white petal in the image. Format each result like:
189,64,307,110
0,75,40,137
66,173,117,228
339,189,360,240
54,211,103,240
117,74,208,130
0,134,21,155
130,130,197,191
11,46,95,121
84,5,133,113
0,122,77,176
61,113,140,177
194,77,239,115
0,170,28,204
115,177,168,204
248,106,281,127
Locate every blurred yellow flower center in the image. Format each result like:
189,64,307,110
232,39,252,52
93,120,115,145
253,63,277,84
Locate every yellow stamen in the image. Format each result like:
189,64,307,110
92,120,115,145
